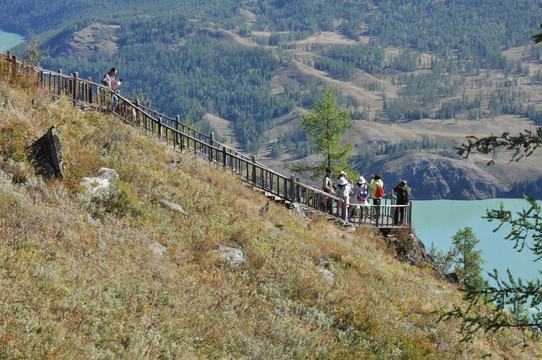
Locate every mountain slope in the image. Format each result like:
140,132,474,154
1,60,540,358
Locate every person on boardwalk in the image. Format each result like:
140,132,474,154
322,168,335,213
393,180,411,225
350,176,369,222
368,174,385,221
102,67,122,112
335,171,352,220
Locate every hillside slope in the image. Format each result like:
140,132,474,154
1,61,541,359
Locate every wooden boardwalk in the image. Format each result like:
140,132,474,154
1,52,412,230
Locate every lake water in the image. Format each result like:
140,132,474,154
412,199,541,282
0,29,25,52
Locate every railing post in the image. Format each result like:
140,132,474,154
57,69,62,96
158,116,162,139
251,156,257,185
290,175,296,202
209,132,214,163
10,55,17,77
73,72,78,101
88,77,93,103
133,99,140,126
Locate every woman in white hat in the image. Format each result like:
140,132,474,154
335,171,352,219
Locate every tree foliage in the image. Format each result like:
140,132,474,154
441,22,542,337
455,128,542,165
452,227,488,292
291,88,356,179
438,198,542,342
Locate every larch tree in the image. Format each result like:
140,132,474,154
451,227,488,293
291,87,357,180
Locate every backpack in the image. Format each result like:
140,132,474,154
357,184,368,201
101,73,110,86
396,186,409,203
375,185,384,198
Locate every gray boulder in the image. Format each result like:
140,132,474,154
81,167,119,196
215,246,246,267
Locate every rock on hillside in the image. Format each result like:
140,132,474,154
192,28,254,47
235,8,257,22
61,23,120,58
365,152,502,200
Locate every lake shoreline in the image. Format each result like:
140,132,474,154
0,28,25,52
412,198,540,283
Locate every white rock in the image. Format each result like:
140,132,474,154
149,241,167,256
97,167,119,181
215,246,246,267
317,265,335,282
81,168,119,196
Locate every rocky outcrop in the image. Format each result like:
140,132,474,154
386,231,456,282
365,152,502,200
235,8,257,22
30,125,64,181
62,23,120,58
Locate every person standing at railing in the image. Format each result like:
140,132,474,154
322,168,335,213
393,180,411,225
335,171,352,220
369,174,385,220
102,67,122,112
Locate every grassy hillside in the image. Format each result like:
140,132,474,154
0,60,541,359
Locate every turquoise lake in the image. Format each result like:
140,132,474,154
412,198,541,282
0,29,25,52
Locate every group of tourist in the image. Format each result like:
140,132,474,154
323,168,411,225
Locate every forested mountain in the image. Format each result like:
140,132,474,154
4,0,542,198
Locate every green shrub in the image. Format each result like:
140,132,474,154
91,181,144,220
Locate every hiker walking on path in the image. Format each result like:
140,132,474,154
393,180,411,225
102,67,122,112
335,171,352,220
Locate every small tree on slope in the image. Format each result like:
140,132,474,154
452,227,488,293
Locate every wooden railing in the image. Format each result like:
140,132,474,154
1,52,412,229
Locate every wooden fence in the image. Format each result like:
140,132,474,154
1,52,412,229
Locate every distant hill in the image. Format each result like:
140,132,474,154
6,0,542,199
